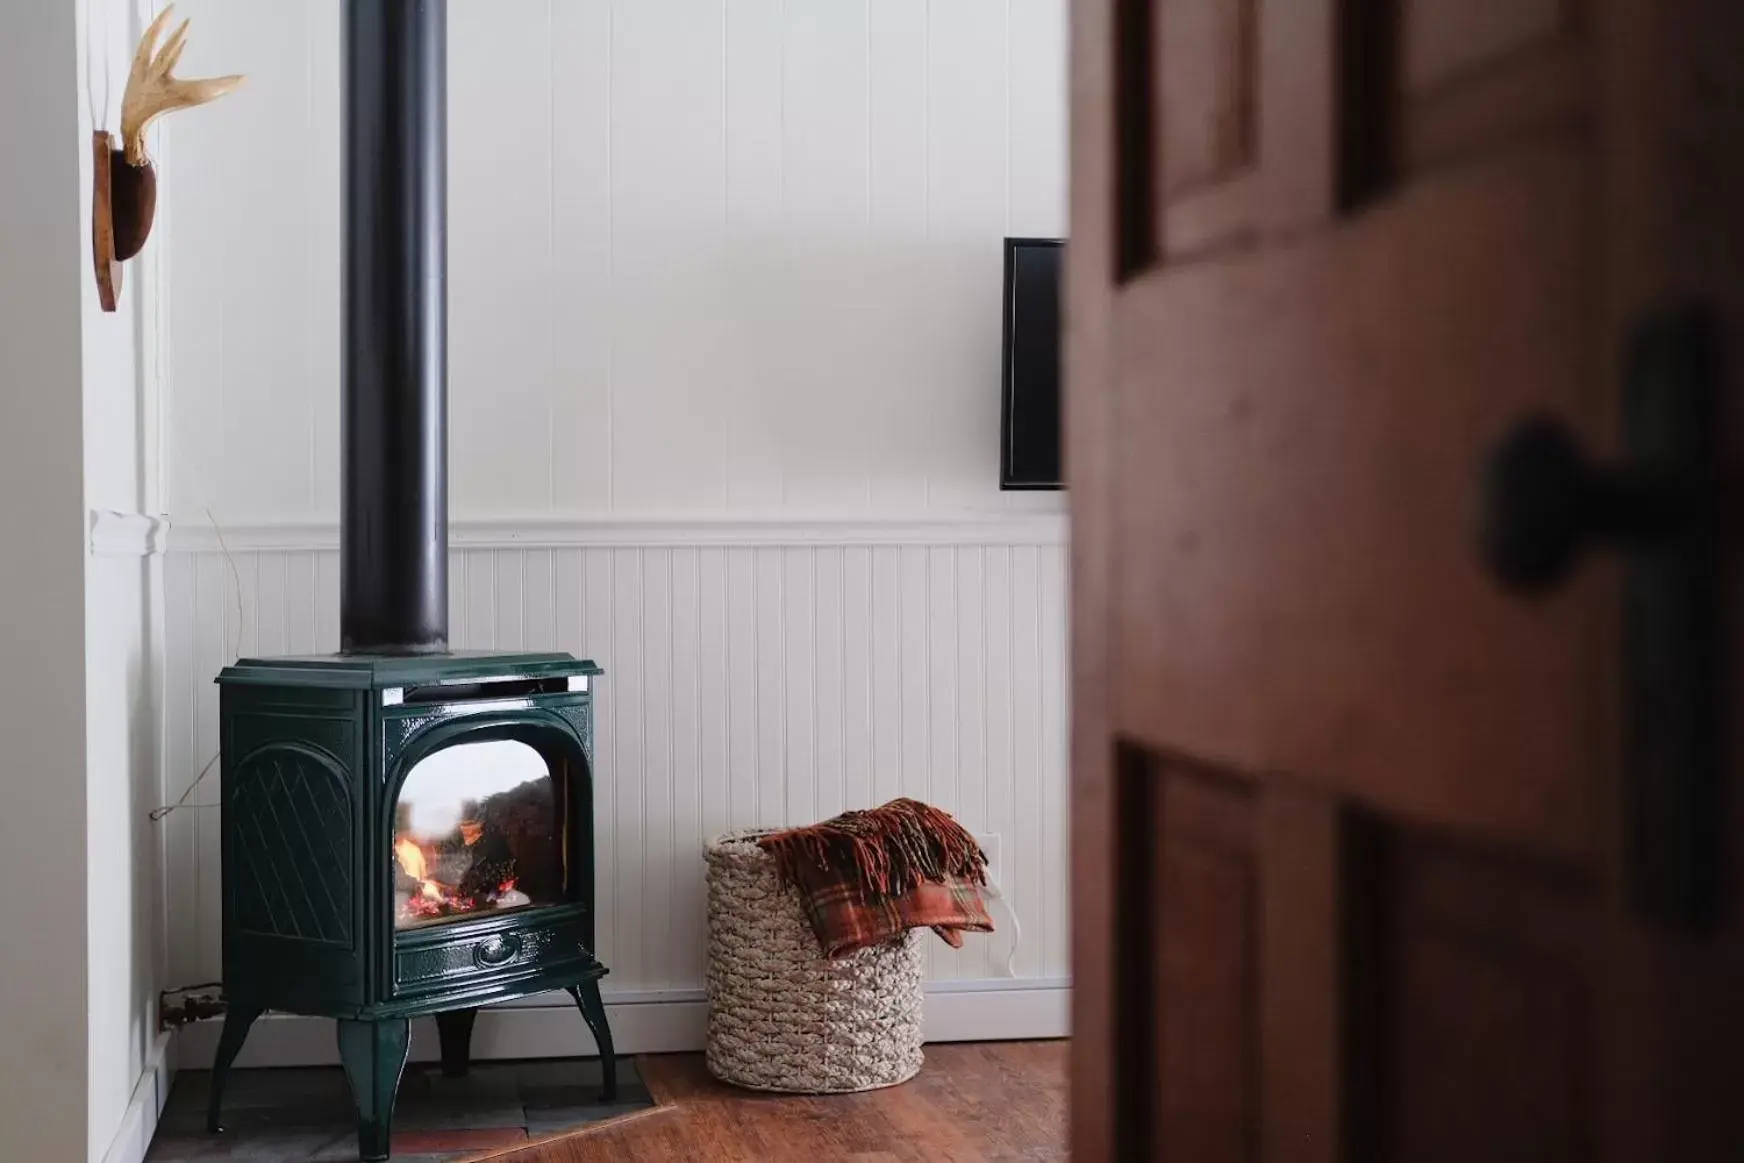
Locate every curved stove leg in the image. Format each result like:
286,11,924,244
205,1003,263,1133
567,980,617,1102
337,1017,410,1163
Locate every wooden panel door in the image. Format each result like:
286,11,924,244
1069,1,1744,1159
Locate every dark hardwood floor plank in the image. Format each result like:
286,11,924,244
491,1042,1067,1163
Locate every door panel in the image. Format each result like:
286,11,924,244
1137,0,1342,260
1114,140,1600,853
1400,0,1587,176
1072,0,1744,1156
1154,763,1256,1163
1402,0,1568,89
1156,0,1256,198
1115,748,1264,1162
1115,744,1600,1162
1369,828,1596,1162
1152,0,1264,259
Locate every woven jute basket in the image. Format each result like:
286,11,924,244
704,830,925,1093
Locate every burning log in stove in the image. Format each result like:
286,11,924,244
392,784,556,927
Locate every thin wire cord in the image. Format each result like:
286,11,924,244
150,752,220,821
980,879,1022,979
150,506,243,822
208,504,245,649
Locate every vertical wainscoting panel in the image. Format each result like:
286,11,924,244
160,535,1069,991
669,548,704,986
814,548,846,824
162,550,198,988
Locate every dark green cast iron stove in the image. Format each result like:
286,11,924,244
208,652,616,1160
204,3,616,1157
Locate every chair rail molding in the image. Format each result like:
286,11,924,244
90,509,171,557
165,510,1068,553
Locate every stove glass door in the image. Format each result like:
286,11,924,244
391,738,565,930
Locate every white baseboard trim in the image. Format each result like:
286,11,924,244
99,1031,174,1163
172,982,1069,1071
921,979,1072,1043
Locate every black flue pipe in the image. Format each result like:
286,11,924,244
340,0,448,653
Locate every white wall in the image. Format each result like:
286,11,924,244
81,2,171,1160
161,0,1066,521
155,0,1069,1045
0,2,173,1157
0,1,94,1159
83,554,165,1163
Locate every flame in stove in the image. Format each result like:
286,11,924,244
394,832,529,925
394,834,450,919
395,836,429,882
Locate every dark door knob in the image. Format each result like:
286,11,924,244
1477,306,1719,932
1478,414,1688,592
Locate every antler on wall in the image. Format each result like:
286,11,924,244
93,4,243,312
121,5,244,166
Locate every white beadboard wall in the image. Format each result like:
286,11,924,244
162,537,1070,996
153,0,1071,1024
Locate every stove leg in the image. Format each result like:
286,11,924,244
204,1003,262,1133
567,980,617,1102
435,1007,479,1078
337,1017,410,1163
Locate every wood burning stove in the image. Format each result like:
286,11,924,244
208,655,615,1159
203,2,615,1159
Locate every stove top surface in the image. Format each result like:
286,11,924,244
219,650,602,689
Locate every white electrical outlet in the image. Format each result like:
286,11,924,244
974,832,1003,889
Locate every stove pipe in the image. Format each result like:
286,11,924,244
340,0,448,654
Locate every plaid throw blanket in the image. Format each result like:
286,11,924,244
757,798,995,958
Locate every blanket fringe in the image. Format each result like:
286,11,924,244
756,798,988,897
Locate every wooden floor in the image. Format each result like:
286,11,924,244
494,1042,1067,1162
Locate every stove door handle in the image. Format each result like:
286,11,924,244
474,934,522,968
